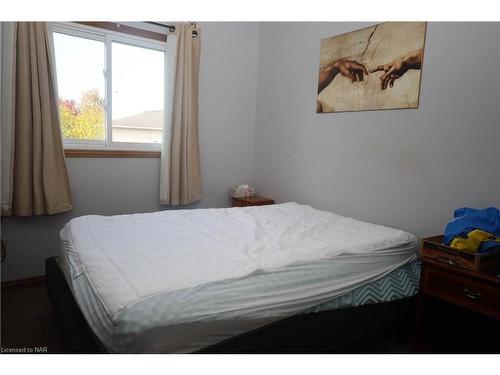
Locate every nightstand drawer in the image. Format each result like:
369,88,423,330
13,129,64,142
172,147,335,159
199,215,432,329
421,265,500,320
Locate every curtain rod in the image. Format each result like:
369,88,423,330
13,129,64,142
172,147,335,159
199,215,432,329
145,22,198,38
146,22,176,32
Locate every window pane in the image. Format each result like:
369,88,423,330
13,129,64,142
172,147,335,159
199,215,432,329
53,32,105,141
112,42,164,144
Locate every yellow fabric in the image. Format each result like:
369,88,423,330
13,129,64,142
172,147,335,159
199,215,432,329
450,229,495,253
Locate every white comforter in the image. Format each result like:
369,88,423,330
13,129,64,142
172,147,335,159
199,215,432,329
60,202,417,353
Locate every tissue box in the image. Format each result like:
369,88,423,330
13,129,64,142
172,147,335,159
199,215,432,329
230,185,255,198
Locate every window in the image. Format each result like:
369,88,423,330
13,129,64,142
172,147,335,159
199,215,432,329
52,23,168,151
53,32,106,142
112,42,164,144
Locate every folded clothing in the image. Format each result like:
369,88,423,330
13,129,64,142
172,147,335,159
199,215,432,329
444,207,500,254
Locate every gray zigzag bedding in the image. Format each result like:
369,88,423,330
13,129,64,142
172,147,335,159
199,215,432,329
305,260,420,314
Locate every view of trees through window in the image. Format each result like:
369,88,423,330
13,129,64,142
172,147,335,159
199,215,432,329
58,90,105,140
53,26,165,146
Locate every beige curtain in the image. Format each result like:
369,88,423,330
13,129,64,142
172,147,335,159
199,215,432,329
160,23,202,206
8,22,72,216
1,22,16,214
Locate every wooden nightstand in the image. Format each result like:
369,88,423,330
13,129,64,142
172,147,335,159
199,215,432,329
231,196,274,207
416,237,500,351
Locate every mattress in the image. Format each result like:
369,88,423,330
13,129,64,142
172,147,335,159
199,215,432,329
59,202,418,353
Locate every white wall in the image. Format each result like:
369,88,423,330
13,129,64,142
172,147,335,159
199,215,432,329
252,22,500,238
0,22,260,281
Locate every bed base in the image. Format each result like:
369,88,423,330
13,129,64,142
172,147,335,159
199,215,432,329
46,256,417,353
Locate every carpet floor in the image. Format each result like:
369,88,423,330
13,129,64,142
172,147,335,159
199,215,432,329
1,282,67,353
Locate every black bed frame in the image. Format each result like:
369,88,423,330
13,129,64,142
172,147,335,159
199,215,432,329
45,256,418,353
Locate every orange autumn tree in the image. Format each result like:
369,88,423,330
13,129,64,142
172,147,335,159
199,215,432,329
58,89,105,140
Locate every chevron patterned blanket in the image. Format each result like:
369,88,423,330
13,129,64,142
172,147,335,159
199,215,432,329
305,261,420,314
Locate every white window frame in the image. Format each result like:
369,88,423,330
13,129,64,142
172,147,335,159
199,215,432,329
52,22,173,152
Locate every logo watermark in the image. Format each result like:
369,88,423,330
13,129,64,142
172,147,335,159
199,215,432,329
1,346,48,353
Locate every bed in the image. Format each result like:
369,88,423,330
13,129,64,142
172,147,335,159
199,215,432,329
51,202,419,353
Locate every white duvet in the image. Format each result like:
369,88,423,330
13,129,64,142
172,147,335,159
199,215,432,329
60,202,417,353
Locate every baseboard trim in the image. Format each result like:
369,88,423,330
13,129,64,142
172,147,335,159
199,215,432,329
1,275,46,290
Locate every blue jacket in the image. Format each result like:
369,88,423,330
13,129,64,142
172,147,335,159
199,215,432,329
444,207,500,253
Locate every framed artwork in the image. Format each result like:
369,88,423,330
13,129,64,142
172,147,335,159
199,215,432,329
317,22,427,113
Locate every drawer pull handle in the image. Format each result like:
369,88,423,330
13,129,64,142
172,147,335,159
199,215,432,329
463,288,481,300
437,256,456,266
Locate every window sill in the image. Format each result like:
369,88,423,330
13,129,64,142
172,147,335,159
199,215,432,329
64,149,161,158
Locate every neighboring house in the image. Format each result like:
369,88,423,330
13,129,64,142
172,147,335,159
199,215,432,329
112,110,163,143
